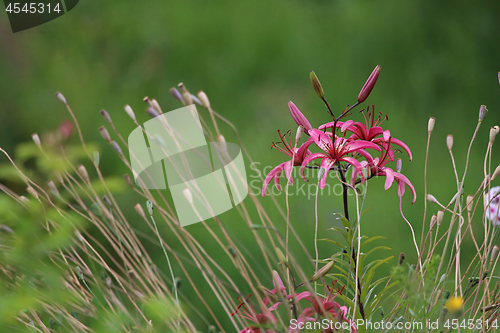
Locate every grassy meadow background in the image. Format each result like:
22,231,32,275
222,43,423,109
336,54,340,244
1,0,499,330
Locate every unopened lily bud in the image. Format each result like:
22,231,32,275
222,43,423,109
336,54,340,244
276,247,287,264
146,106,160,118
134,203,146,218
182,187,193,204
428,117,435,135
26,186,38,199
295,126,304,145
55,91,67,104
100,110,112,124
395,158,402,173
492,165,500,180
312,260,334,281
111,141,123,156
466,195,474,214
197,91,210,108
124,105,136,120
489,126,499,144
491,245,500,263
99,126,112,143
426,194,437,203
47,181,59,197
479,105,488,121
446,135,453,150
78,165,89,182
398,252,405,265
437,210,444,226
257,286,279,303
358,65,381,103
32,133,41,149
272,270,285,296
170,87,184,103
430,214,437,230
309,71,324,99
288,101,313,133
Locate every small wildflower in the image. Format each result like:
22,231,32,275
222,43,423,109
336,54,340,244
444,296,463,313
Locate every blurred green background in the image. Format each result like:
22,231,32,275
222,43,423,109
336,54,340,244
1,0,500,330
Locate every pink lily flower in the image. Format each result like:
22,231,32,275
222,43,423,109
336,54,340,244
319,105,412,161
232,293,278,333
261,131,312,197
300,129,380,189
352,143,416,203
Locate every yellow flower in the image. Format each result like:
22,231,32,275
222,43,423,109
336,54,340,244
445,296,463,313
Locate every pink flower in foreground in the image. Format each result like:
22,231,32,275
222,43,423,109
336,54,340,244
319,105,412,161
485,186,500,225
352,143,416,203
300,129,380,189
232,293,278,333
261,131,312,197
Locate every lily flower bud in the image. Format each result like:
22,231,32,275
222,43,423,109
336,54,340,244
288,101,312,133
309,71,324,99
446,135,453,150
489,126,499,144
312,260,334,281
358,65,381,103
272,270,286,296
428,117,435,135
276,247,287,264
479,105,487,121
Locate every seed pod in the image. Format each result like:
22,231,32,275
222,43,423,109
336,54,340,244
134,203,146,218
395,158,402,173
99,126,112,144
32,133,41,149
146,106,160,118
78,165,89,182
197,91,210,108
100,110,112,124
428,117,435,135
295,126,304,145
47,181,59,197
55,92,67,104
437,210,444,226
124,174,134,188
490,245,499,263
479,105,487,121
111,141,123,156
446,135,453,150
170,87,184,103
26,186,39,199
124,105,136,120
490,126,499,144
430,215,437,230
466,195,474,214
426,194,437,203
